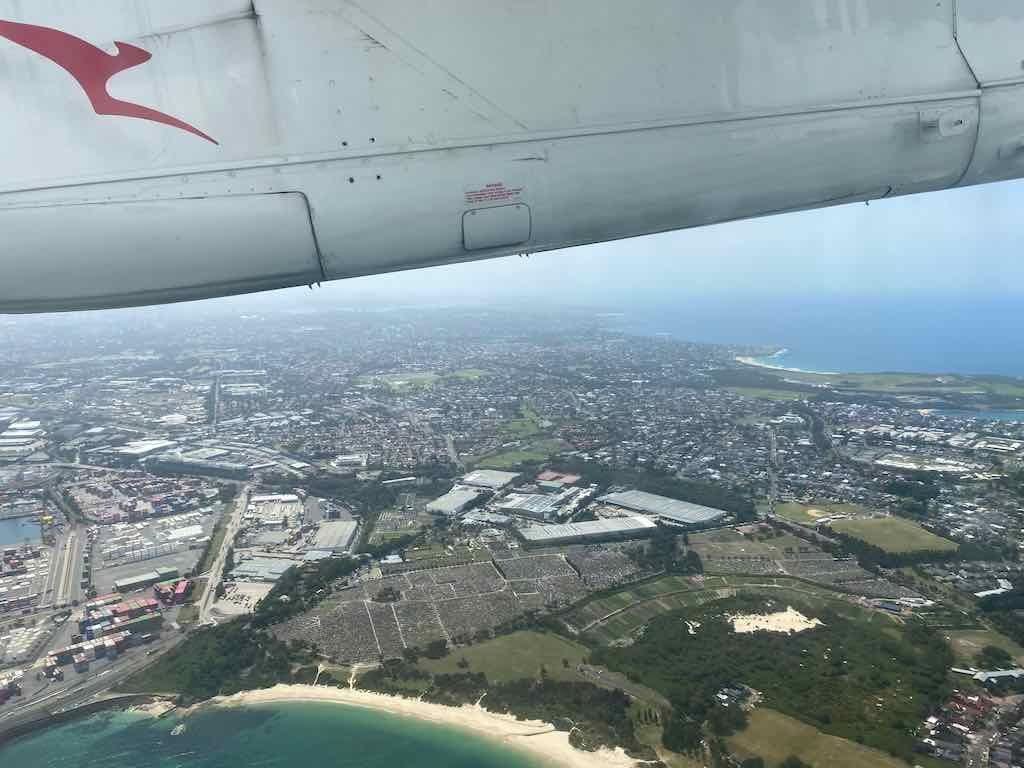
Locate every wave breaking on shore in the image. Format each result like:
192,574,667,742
201,684,639,768
734,349,839,376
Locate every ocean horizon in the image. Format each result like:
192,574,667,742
611,296,1024,377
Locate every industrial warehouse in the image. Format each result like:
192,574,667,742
425,487,484,516
310,520,358,553
113,566,179,594
598,490,729,528
516,516,658,546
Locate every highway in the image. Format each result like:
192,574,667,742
197,485,250,625
0,630,187,739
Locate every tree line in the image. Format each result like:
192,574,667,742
553,459,757,520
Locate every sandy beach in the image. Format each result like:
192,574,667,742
203,684,640,768
734,352,837,376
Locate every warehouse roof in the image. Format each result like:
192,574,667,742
115,439,177,457
518,515,657,543
496,493,561,517
312,520,358,552
460,469,520,490
251,493,300,504
231,557,296,582
114,570,160,590
426,487,482,514
599,490,728,525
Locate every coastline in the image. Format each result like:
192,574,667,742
734,349,839,376
200,683,639,768
0,694,162,749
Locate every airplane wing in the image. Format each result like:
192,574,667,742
0,0,1022,312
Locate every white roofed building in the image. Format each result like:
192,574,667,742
516,516,657,546
599,490,728,528
426,487,483,516
311,520,358,553
461,469,520,490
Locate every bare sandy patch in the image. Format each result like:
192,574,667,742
730,607,823,635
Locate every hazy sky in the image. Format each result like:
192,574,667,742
7,176,1024,327
252,176,1024,310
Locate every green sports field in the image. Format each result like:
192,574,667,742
830,517,957,554
728,709,913,768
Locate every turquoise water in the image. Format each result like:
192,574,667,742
0,701,544,768
0,517,40,547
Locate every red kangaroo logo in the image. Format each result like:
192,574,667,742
0,19,218,144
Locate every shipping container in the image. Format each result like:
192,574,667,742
173,580,192,604
118,612,164,634
85,593,121,610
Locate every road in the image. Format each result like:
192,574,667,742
197,485,250,625
47,527,82,609
210,371,222,429
766,427,778,517
0,630,187,738
49,463,145,475
444,434,462,468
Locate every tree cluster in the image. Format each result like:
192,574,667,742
554,459,756,520
594,595,951,761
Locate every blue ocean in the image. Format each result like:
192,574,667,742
614,296,1024,377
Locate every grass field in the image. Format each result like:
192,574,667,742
944,628,1024,666
830,517,957,554
477,438,564,469
445,368,490,381
775,501,868,525
689,528,809,559
499,403,545,438
358,372,439,391
417,630,590,683
726,386,806,401
727,709,912,768
738,365,1024,400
